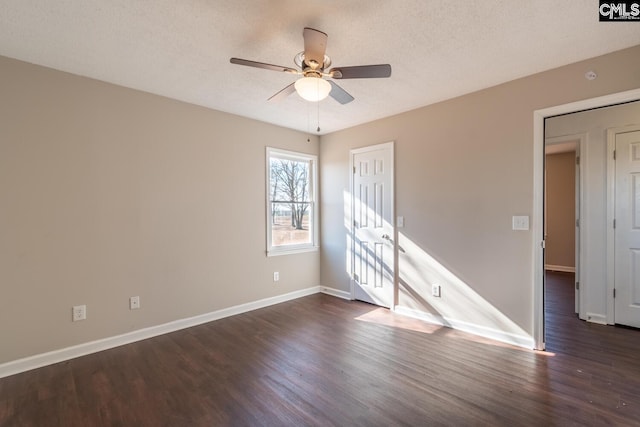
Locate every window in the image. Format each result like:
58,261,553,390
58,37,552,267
266,147,318,255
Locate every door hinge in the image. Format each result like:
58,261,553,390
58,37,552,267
576,156,580,166
353,219,356,227
613,219,617,229
576,218,580,227
613,150,616,160
541,240,546,249
613,288,616,298
353,166,356,174
576,281,579,290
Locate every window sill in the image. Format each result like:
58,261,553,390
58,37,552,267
267,246,319,257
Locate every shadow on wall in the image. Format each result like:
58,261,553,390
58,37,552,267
343,190,532,347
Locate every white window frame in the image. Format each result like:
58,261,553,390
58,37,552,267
266,147,318,256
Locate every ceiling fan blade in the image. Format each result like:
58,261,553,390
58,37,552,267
330,64,392,79
303,27,328,68
230,58,297,74
268,83,296,103
328,81,354,104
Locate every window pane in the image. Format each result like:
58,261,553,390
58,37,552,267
271,202,312,246
270,158,311,202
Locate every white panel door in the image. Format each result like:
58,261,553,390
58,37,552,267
615,130,640,328
352,143,394,308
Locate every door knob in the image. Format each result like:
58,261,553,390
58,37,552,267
382,234,394,244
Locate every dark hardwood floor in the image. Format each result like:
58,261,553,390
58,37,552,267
1,272,639,426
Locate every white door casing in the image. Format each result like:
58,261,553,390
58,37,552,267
613,128,640,328
350,142,395,308
575,148,581,315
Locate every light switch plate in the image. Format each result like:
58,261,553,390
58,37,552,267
397,216,404,228
512,215,530,231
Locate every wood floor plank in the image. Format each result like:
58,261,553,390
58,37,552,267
1,272,639,426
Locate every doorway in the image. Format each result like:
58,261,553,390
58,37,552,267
544,136,581,316
533,88,640,350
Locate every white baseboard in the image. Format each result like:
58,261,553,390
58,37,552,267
319,286,351,300
1,286,540,378
394,306,535,349
544,264,575,273
0,286,321,379
585,312,607,325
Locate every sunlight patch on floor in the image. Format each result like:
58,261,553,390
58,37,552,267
444,328,557,356
355,307,443,334
354,306,556,355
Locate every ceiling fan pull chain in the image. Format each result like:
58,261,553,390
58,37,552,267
307,99,311,134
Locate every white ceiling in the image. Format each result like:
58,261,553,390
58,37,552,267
1,1,639,135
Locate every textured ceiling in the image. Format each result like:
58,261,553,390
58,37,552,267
1,1,640,134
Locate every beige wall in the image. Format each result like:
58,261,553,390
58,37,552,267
320,45,640,342
0,56,319,364
545,152,576,269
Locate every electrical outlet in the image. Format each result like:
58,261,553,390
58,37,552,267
273,272,279,282
432,284,441,298
72,305,86,321
129,296,140,310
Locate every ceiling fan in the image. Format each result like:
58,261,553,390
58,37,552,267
230,27,391,104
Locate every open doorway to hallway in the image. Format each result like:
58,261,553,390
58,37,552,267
543,100,640,342
544,141,578,316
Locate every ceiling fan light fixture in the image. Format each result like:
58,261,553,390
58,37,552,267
295,77,331,102
230,28,390,105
